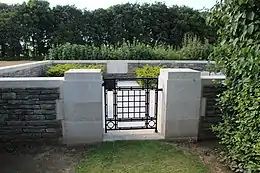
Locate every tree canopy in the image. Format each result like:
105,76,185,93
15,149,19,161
0,0,216,59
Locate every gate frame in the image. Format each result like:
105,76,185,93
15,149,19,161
103,77,162,133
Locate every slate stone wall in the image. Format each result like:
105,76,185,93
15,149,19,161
198,85,225,140
0,63,51,77
53,60,213,78
128,61,211,74
0,87,61,143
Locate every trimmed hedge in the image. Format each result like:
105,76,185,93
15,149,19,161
135,65,163,87
45,64,104,77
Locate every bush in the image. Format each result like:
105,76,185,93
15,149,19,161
46,39,212,60
177,34,213,60
45,64,104,77
135,65,163,87
208,0,260,172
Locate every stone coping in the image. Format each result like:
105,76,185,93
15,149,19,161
201,75,226,86
0,77,64,88
0,60,215,74
51,60,215,64
0,61,52,74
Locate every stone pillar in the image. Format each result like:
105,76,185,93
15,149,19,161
62,69,103,145
158,69,201,140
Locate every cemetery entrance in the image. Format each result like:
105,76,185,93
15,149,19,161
103,77,162,133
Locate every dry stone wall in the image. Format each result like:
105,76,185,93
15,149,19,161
198,85,225,140
0,87,61,143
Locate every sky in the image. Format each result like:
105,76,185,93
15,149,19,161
1,0,217,10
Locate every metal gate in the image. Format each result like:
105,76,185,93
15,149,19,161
103,77,162,133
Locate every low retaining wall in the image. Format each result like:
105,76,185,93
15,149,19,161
0,60,216,78
0,61,52,77
127,60,214,72
53,60,216,78
0,77,63,143
52,60,213,70
198,75,226,140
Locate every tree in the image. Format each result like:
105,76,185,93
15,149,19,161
0,1,217,59
51,5,85,46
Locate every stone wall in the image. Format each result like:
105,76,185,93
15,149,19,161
198,85,225,140
0,61,52,77
128,60,213,74
0,60,215,78
0,87,62,143
52,60,214,78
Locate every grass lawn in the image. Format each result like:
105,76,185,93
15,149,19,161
76,140,210,173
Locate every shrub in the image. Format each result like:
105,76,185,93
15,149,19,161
45,64,104,77
135,65,163,87
208,0,260,172
47,39,211,60
177,34,213,60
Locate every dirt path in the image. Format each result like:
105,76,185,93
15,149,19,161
175,141,232,173
0,61,36,67
0,144,85,173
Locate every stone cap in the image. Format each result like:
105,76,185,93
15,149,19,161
0,77,64,88
201,75,226,86
0,61,52,74
64,69,102,81
107,60,128,74
160,68,201,80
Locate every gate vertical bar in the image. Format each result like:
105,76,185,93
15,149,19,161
113,83,118,130
145,79,149,128
104,85,108,133
154,78,159,133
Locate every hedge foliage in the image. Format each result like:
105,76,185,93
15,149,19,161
135,65,163,87
45,64,104,77
47,37,212,60
208,0,260,172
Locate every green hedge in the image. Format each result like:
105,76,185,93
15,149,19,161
47,38,212,60
45,64,104,77
135,65,163,87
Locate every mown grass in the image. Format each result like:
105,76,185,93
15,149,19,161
76,140,210,173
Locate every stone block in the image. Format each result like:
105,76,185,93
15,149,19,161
39,94,59,100
166,99,201,120
161,68,200,80
40,104,56,110
34,110,56,115
63,81,102,103
62,121,103,145
45,114,57,120
166,79,201,101
2,92,16,100
64,69,102,81
64,102,102,121
165,119,199,139
56,100,64,120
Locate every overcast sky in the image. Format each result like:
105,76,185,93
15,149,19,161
1,0,217,10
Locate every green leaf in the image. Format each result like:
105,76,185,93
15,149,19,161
247,24,254,34
233,38,239,46
247,12,255,21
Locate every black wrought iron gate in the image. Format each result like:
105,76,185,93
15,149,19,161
103,77,162,133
